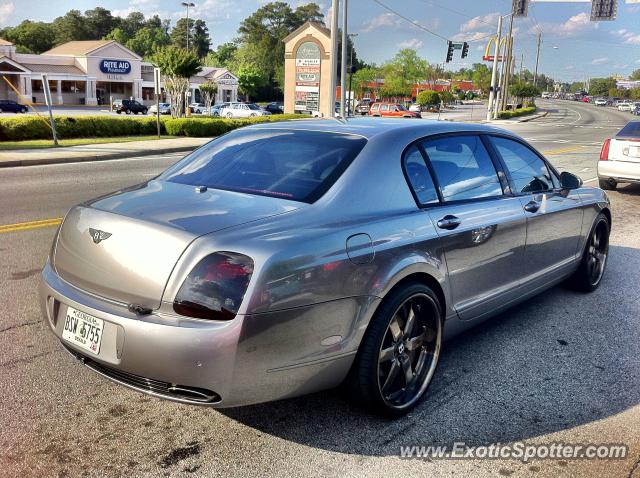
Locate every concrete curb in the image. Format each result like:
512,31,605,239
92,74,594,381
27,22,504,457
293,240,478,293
0,145,198,168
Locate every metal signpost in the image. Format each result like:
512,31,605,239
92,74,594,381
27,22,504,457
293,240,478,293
154,67,161,138
41,74,58,146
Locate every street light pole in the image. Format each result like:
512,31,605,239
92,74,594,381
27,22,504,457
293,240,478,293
329,0,340,118
340,0,348,118
533,31,542,88
181,2,195,51
487,14,503,121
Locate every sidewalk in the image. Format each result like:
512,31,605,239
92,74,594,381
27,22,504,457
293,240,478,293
0,137,211,168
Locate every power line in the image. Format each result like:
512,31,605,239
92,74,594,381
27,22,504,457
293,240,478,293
370,0,449,42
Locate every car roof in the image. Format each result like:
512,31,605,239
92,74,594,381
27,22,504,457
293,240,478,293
245,117,518,141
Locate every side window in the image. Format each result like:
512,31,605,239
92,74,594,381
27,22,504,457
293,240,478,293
390,105,398,112
489,136,554,194
381,104,389,112
403,145,439,205
421,135,503,202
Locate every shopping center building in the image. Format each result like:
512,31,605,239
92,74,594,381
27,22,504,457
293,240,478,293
0,39,238,106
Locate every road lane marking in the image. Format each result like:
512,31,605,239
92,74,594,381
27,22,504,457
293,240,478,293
543,146,585,155
0,217,62,234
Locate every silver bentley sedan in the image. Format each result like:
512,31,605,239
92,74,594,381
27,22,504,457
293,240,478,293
40,118,611,416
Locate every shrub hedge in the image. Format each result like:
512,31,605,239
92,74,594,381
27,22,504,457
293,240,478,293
0,114,303,141
497,106,537,119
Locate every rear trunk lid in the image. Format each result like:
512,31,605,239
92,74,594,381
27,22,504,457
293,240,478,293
610,138,640,163
53,180,301,309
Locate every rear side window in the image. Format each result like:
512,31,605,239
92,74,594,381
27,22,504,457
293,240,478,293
159,129,367,203
617,121,640,138
403,145,439,205
489,136,554,194
421,135,503,202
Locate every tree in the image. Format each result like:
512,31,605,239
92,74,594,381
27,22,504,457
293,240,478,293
379,49,428,100
127,26,170,58
171,18,210,57
236,64,264,101
510,82,539,106
293,3,324,24
351,67,378,98
470,63,491,94
588,77,617,96
439,90,454,105
416,90,440,107
199,81,218,113
105,28,129,45
630,69,640,81
569,81,585,93
120,12,146,39
151,46,202,118
52,10,91,44
205,42,237,68
1,20,56,53
85,7,118,40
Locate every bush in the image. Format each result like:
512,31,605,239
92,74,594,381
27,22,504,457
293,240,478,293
416,90,441,107
497,106,537,119
0,114,302,141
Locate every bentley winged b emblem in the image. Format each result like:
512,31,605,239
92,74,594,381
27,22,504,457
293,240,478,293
89,228,112,244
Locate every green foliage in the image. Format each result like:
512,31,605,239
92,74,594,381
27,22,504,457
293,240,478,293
589,77,618,97
471,63,491,93
509,82,540,99
0,20,56,54
0,115,303,141
439,90,454,105
150,46,202,78
171,18,211,58
416,90,440,106
630,88,640,100
352,67,378,96
205,43,238,68
237,64,267,100
497,106,537,119
630,69,640,81
51,9,91,44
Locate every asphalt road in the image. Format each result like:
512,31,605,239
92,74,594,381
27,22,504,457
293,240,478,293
1,100,640,478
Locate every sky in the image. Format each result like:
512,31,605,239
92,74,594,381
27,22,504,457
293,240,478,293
2,0,640,82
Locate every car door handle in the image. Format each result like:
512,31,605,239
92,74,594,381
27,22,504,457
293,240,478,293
523,201,540,213
437,215,462,230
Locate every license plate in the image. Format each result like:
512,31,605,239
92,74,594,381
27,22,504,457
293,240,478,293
62,306,104,355
629,146,640,158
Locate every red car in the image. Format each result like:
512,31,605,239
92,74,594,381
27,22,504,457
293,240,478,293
369,102,421,118
580,97,590,103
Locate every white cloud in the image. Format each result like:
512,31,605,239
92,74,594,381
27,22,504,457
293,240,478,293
615,29,640,45
459,13,499,33
533,12,595,37
398,38,423,49
0,1,14,26
361,12,401,32
591,57,609,65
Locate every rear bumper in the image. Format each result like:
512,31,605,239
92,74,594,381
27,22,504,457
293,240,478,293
40,261,363,407
598,160,640,183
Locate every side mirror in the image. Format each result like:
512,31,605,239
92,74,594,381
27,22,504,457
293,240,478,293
560,171,583,190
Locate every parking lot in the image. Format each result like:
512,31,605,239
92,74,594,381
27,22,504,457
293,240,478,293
1,99,639,477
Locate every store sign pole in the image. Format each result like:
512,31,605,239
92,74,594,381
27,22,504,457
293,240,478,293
154,67,161,138
41,74,58,146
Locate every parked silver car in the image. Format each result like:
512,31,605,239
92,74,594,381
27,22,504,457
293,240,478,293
41,119,611,416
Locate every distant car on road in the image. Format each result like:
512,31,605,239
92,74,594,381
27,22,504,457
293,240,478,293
188,103,207,114
580,97,590,103
541,92,551,99
598,120,640,190
210,103,230,117
356,99,371,115
594,98,608,106
0,99,27,113
220,102,271,118
633,104,640,116
148,103,171,115
369,102,421,118
262,102,284,115
113,99,147,115
408,104,422,113
617,101,634,112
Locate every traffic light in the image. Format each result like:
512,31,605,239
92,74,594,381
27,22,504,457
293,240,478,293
591,0,617,21
461,42,469,59
446,41,454,63
512,0,529,17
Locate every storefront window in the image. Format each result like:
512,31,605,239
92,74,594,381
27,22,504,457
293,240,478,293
32,80,43,92
61,81,86,93
48,80,57,92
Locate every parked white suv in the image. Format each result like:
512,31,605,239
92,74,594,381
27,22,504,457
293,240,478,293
617,101,634,112
219,103,271,118
594,98,608,106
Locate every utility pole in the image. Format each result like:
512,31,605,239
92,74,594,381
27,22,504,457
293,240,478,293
329,0,340,118
500,9,515,111
487,14,503,121
533,31,541,88
519,53,524,82
340,0,348,118
181,2,195,51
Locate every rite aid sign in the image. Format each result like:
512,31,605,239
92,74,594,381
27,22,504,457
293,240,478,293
99,60,132,75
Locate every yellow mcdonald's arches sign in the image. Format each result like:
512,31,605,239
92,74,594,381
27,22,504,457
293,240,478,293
483,36,507,62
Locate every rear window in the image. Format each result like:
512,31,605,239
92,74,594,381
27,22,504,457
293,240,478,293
617,121,640,138
159,129,367,203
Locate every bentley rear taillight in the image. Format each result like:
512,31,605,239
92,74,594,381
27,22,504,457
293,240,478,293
173,252,254,321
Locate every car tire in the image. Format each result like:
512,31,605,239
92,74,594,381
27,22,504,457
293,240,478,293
250,113,257,117
116,110,122,114
125,109,131,115
20,107,27,113
0,108,3,113
599,178,617,191
566,213,610,293
143,109,148,115
346,282,443,417
226,112,233,118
